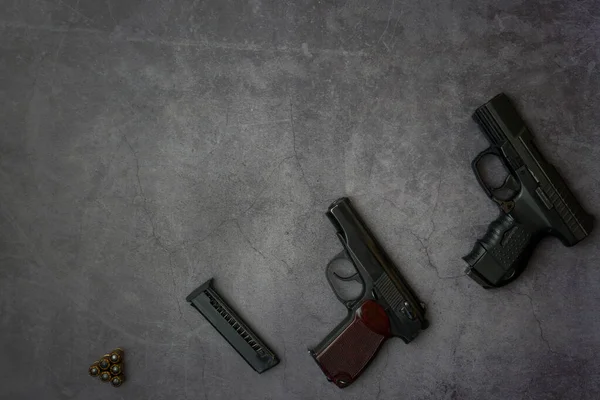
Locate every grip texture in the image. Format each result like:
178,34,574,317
463,213,536,288
311,300,390,388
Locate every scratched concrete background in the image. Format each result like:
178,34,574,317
1,1,600,399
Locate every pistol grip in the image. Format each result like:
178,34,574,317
463,213,538,288
310,300,391,388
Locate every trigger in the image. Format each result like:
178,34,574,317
491,174,519,201
501,174,519,191
332,271,362,283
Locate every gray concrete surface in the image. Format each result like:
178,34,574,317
1,1,599,399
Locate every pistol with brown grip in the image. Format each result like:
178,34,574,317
309,197,428,388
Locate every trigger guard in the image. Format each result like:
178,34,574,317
472,147,518,203
471,148,502,199
326,250,364,307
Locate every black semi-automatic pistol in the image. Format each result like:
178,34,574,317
464,93,594,288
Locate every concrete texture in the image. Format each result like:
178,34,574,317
1,1,599,399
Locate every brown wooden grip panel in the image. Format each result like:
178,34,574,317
312,300,391,388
